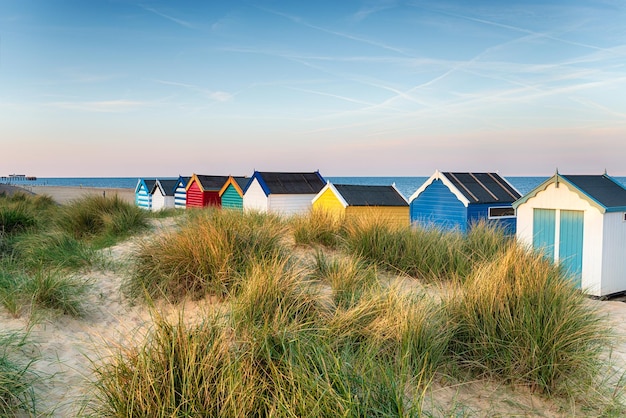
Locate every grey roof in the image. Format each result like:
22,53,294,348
443,172,521,204
138,179,156,192
233,176,250,191
334,184,407,206
152,179,178,196
561,174,626,209
195,175,231,191
258,171,325,194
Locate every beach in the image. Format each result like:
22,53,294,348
12,185,135,205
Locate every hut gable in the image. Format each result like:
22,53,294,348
150,179,178,211
174,176,190,209
135,178,156,210
513,172,626,297
409,170,520,234
219,176,250,210
185,174,231,208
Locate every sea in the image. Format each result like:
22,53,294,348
3,176,626,198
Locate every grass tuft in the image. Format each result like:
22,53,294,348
447,244,611,395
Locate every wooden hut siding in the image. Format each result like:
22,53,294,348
221,185,243,210
346,206,409,226
410,179,467,231
601,212,626,294
135,179,155,210
268,194,315,216
243,180,269,212
174,177,189,209
313,187,345,215
467,204,517,235
185,181,207,208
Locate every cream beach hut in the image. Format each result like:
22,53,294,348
512,172,626,297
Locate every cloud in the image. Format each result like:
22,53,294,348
153,79,233,102
140,5,194,29
46,100,149,113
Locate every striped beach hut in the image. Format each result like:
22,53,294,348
150,179,178,211
312,183,409,227
185,174,231,208
513,172,626,297
174,176,190,209
135,178,156,210
409,171,521,234
243,171,326,216
219,176,250,210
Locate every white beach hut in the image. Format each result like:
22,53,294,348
512,172,626,297
242,171,326,216
150,179,178,211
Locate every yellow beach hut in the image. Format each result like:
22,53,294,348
312,183,409,227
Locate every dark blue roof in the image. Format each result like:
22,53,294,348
561,174,626,209
443,172,521,204
251,171,326,195
152,179,178,196
195,175,231,191
334,184,407,206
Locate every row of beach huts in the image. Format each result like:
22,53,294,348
135,170,626,298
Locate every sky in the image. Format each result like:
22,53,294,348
1,0,625,177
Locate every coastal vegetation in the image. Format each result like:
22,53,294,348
0,196,624,416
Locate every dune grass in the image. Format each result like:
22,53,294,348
0,192,142,318
126,208,288,302
290,208,343,248
446,244,611,396
342,217,512,281
0,330,37,416
91,255,444,416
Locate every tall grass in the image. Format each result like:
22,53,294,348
342,217,511,282
127,209,288,301
0,330,37,416
56,194,149,243
290,208,343,248
91,254,445,416
447,244,611,395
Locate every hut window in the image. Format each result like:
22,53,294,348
623,213,626,222
488,207,515,219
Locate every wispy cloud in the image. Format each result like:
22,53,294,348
140,5,194,29
46,100,149,113
153,79,233,102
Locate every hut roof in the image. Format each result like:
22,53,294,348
152,179,178,196
333,184,408,206
249,171,325,195
441,172,521,204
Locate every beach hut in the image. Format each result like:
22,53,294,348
512,172,626,297
174,176,190,209
243,171,326,215
312,183,409,227
409,170,521,234
219,176,250,210
135,178,156,210
185,174,231,208
150,179,178,211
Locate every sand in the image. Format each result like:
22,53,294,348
10,185,135,205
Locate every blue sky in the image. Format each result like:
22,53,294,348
1,0,625,177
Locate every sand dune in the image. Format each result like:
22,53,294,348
11,185,135,205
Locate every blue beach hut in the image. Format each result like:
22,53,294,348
174,176,190,209
513,172,626,297
135,178,157,210
409,170,521,234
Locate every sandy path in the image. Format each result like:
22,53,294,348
13,185,135,205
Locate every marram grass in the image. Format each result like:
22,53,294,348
127,208,288,301
447,244,611,395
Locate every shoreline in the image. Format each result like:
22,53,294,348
13,185,135,205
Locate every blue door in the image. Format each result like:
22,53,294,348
533,209,556,260
559,210,584,287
